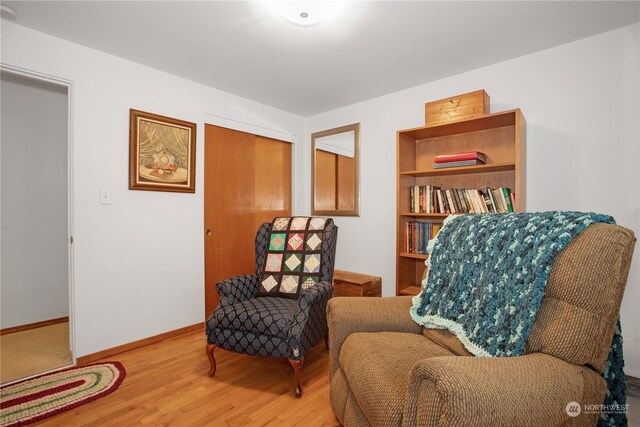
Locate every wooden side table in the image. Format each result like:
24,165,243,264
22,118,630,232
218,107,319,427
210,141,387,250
333,270,382,297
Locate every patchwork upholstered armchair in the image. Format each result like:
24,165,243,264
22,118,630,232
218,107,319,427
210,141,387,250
328,220,635,426
206,217,337,396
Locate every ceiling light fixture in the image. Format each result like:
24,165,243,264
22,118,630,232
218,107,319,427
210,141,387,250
272,1,342,26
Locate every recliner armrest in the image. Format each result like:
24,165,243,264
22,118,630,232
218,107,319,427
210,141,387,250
298,280,332,310
216,274,259,306
327,296,421,377
404,352,606,427
286,281,333,360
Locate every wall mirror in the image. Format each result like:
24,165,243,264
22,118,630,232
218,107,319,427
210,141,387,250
312,123,360,216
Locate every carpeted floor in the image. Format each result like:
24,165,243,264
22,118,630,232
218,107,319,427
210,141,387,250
0,322,72,384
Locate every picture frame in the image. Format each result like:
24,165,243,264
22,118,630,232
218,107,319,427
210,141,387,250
129,109,197,193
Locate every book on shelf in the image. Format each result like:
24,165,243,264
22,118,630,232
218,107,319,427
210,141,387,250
479,187,496,213
491,188,505,213
405,221,441,254
433,159,486,169
491,187,514,213
503,187,514,212
434,151,488,164
410,185,441,213
409,185,514,214
444,189,455,213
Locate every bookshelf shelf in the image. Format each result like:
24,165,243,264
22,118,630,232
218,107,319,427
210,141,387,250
400,252,429,260
399,162,515,177
398,286,422,296
395,108,526,296
399,212,449,218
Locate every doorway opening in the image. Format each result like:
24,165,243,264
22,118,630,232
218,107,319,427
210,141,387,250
0,67,74,384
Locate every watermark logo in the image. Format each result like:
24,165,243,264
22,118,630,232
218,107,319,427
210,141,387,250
565,402,581,417
584,403,628,415
564,401,628,418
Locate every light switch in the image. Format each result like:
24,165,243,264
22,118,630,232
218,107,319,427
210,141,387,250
100,189,111,205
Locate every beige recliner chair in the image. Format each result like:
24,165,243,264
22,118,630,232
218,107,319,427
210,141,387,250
328,223,635,426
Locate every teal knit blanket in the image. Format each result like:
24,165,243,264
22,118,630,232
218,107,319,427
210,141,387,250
410,212,626,426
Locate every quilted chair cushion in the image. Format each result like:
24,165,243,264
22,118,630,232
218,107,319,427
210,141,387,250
210,296,298,339
257,216,334,299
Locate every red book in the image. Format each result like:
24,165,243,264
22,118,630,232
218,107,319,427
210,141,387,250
434,151,487,164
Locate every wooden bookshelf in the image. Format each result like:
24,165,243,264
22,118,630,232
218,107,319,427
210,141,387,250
396,109,526,296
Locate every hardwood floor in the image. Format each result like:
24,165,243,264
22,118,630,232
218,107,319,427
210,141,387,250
19,328,640,426
33,331,341,426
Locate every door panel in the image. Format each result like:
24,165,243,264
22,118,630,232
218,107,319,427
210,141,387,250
204,126,255,316
254,135,292,230
204,126,292,317
337,155,355,211
314,150,337,211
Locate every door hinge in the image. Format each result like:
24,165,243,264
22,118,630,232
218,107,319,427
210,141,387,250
70,235,74,244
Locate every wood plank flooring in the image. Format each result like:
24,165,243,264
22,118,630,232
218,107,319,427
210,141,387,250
32,331,341,426
14,328,640,426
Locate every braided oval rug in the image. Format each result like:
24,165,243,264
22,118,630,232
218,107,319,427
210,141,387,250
0,362,125,427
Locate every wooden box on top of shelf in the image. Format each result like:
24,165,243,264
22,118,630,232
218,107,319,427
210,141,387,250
396,109,526,297
425,89,490,125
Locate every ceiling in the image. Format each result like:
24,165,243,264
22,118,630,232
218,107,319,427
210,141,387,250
2,1,639,116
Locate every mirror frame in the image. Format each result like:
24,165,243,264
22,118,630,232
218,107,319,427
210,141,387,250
311,122,360,217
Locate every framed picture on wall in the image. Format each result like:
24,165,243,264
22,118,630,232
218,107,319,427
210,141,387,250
129,109,196,193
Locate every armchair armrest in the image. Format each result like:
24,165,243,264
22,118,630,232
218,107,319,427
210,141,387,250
287,281,333,360
298,280,332,310
404,352,606,427
327,296,422,377
215,274,259,307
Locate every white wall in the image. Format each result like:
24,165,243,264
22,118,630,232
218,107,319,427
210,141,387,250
0,21,306,358
306,24,640,376
1,72,69,328
2,19,638,376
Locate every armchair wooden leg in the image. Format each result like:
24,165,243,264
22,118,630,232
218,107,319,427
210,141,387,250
206,344,217,376
288,357,304,397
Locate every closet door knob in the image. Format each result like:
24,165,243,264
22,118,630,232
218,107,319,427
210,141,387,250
205,229,212,236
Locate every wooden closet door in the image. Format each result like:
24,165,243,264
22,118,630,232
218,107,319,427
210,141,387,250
203,125,291,317
254,135,292,228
